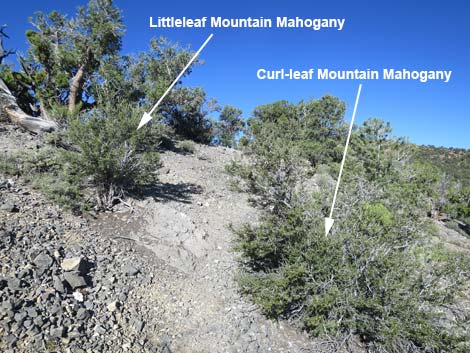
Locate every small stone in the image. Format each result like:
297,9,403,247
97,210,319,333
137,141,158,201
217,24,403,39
53,276,65,293
50,326,65,338
14,311,27,324
63,272,87,289
26,307,38,318
76,308,88,320
7,277,21,291
118,292,127,302
5,334,18,347
94,325,106,335
132,319,144,332
2,300,13,311
33,317,44,327
68,330,81,339
107,301,119,312
61,257,85,272
33,253,54,275
49,304,61,315
73,291,84,302
123,264,139,276
0,201,19,213
0,230,13,245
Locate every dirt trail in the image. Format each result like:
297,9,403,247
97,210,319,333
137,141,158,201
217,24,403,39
99,145,319,353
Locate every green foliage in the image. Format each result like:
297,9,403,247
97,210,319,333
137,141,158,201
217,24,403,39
163,87,219,144
22,0,124,116
443,186,470,224
231,101,470,352
414,145,470,188
228,95,347,214
213,106,245,147
3,0,220,214
64,102,161,209
246,95,346,167
88,36,218,144
0,68,36,115
0,147,86,212
413,144,470,223
178,140,197,154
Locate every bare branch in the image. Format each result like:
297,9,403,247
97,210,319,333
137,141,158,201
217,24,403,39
0,25,15,64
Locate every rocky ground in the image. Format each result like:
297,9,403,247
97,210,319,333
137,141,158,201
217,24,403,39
0,127,176,352
97,144,322,353
2,125,468,353
0,126,324,353
0,174,176,352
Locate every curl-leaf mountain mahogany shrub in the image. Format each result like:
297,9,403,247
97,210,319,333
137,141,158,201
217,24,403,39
230,97,470,352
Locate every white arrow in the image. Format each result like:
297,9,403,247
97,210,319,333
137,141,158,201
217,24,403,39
137,33,214,130
325,84,362,236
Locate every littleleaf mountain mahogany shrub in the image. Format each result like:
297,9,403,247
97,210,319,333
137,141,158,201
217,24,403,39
229,97,470,352
1,0,231,212
65,102,161,209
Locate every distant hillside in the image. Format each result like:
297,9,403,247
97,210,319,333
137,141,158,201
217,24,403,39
414,145,470,186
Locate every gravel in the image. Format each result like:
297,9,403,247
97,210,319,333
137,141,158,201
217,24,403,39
0,170,170,352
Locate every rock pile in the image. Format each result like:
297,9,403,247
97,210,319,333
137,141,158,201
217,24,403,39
0,179,169,352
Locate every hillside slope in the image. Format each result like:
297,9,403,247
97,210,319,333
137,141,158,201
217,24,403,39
414,145,470,186
2,124,469,353
97,144,323,353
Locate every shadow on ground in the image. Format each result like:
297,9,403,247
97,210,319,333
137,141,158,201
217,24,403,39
132,181,203,204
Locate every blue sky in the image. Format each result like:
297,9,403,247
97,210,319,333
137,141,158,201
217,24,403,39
2,0,469,148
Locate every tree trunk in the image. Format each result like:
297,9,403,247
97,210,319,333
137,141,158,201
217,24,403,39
68,65,85,113
0,78,58,133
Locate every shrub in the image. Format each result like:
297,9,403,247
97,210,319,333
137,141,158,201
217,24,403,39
213,105,245,148
163,87,219,144
0,147,86,212
64,102,161,209
178,140,196,154
231,104,470,352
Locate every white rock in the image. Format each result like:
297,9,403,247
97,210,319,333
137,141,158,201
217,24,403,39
61,257,83,272
107,301,119,312
73,291,84,302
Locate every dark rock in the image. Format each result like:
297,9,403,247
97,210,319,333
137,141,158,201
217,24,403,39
76,308,89,320
33,253,54,275
53,276,65,293
63,272,87,289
